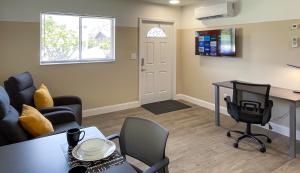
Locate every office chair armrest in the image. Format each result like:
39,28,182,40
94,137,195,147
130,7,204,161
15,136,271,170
106,134,120,141
143,157,169,173
224,96,240,121
262,100,273,126
224,96,231,103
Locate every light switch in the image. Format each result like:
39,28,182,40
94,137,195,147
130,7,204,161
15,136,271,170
130,53,137,60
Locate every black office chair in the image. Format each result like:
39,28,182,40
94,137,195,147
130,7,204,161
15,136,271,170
224,81,273,153
107,117,169,173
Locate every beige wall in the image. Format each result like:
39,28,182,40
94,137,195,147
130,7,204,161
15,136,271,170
0,0,181,27
0,21,182,110
176,30,182,94
0,0,182,110
0,21,139,109
179,19,300,129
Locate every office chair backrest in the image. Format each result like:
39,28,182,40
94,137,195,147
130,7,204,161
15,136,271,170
233,81,271,109
119,117,169,167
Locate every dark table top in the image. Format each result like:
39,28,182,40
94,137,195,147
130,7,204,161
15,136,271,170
213,80,300,102
0,126,137,173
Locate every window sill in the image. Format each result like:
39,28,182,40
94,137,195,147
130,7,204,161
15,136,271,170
40,59,115,66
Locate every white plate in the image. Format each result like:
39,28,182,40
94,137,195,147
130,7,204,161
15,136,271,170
72,138,116,161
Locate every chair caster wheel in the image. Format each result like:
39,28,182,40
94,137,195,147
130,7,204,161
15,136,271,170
260,147,266,153
267,138,272,143
227,132,231,137
233,143,238,148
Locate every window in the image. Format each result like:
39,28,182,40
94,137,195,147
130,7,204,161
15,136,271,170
41,13,115,65
147,27,167,38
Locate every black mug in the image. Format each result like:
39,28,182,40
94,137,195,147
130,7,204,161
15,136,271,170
67,128,85,147
68,165,87,173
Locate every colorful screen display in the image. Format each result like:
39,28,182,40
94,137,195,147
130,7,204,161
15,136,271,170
195,28,236,56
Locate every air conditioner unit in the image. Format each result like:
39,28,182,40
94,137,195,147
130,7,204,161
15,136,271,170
194,1,235,20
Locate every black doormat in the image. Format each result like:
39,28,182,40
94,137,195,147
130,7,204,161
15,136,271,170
142,100,191,115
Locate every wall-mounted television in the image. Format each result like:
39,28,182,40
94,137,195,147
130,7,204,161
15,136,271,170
195,28,236,57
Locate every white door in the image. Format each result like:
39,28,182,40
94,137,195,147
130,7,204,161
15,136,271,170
139,20,175,105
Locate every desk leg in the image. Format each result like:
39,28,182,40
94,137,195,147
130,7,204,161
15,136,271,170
289,102,297,159
215,85,220,126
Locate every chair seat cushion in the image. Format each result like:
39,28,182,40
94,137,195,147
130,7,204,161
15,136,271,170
238,111,263,124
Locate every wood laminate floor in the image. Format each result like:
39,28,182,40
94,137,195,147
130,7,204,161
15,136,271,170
83,101,300,173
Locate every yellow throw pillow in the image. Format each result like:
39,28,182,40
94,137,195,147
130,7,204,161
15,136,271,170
19,105,54,137
34,84,54,109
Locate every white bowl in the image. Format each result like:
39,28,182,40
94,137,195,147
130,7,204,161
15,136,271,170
72,138,116,161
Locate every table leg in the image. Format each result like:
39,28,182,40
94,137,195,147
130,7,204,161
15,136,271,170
289,101,297,159
215,85,220,126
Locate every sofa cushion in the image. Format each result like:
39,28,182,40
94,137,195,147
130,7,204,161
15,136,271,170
8,72,34,91
0,86,10,119
4,72,36,113
0,106,30,144
18,86,36,106
19,105,54,137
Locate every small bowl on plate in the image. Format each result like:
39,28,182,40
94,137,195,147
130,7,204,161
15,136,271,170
72,138,116,161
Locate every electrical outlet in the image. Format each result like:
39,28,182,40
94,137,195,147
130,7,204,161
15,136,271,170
292,37,298,48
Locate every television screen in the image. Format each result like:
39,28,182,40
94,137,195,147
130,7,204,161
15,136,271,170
195,28,236,56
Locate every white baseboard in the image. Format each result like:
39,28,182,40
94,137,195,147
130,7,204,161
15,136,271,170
83,101,140,117
175,94,229,116
176,94,300,140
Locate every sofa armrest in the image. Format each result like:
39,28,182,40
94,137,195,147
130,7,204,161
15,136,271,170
43,110,75,125
39,106,73,114
53,96,82,106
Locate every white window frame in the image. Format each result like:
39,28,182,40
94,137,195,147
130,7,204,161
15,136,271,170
40,12,116,65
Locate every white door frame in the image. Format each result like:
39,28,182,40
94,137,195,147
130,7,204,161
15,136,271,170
138,18,177,105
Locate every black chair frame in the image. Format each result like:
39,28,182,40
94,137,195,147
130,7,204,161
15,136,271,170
224,81,273,153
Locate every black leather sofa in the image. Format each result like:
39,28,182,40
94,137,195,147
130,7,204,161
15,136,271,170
0,86,80,146
4,72,82,125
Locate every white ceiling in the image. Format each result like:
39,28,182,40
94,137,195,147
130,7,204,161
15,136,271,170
141,0,202,6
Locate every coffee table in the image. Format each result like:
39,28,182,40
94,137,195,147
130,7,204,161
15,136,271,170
0,126,137,173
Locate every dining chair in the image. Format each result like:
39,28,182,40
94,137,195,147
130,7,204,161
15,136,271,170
107,117,169,173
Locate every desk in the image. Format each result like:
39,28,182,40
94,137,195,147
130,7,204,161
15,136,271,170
213,81,300,159
0,126,137,173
